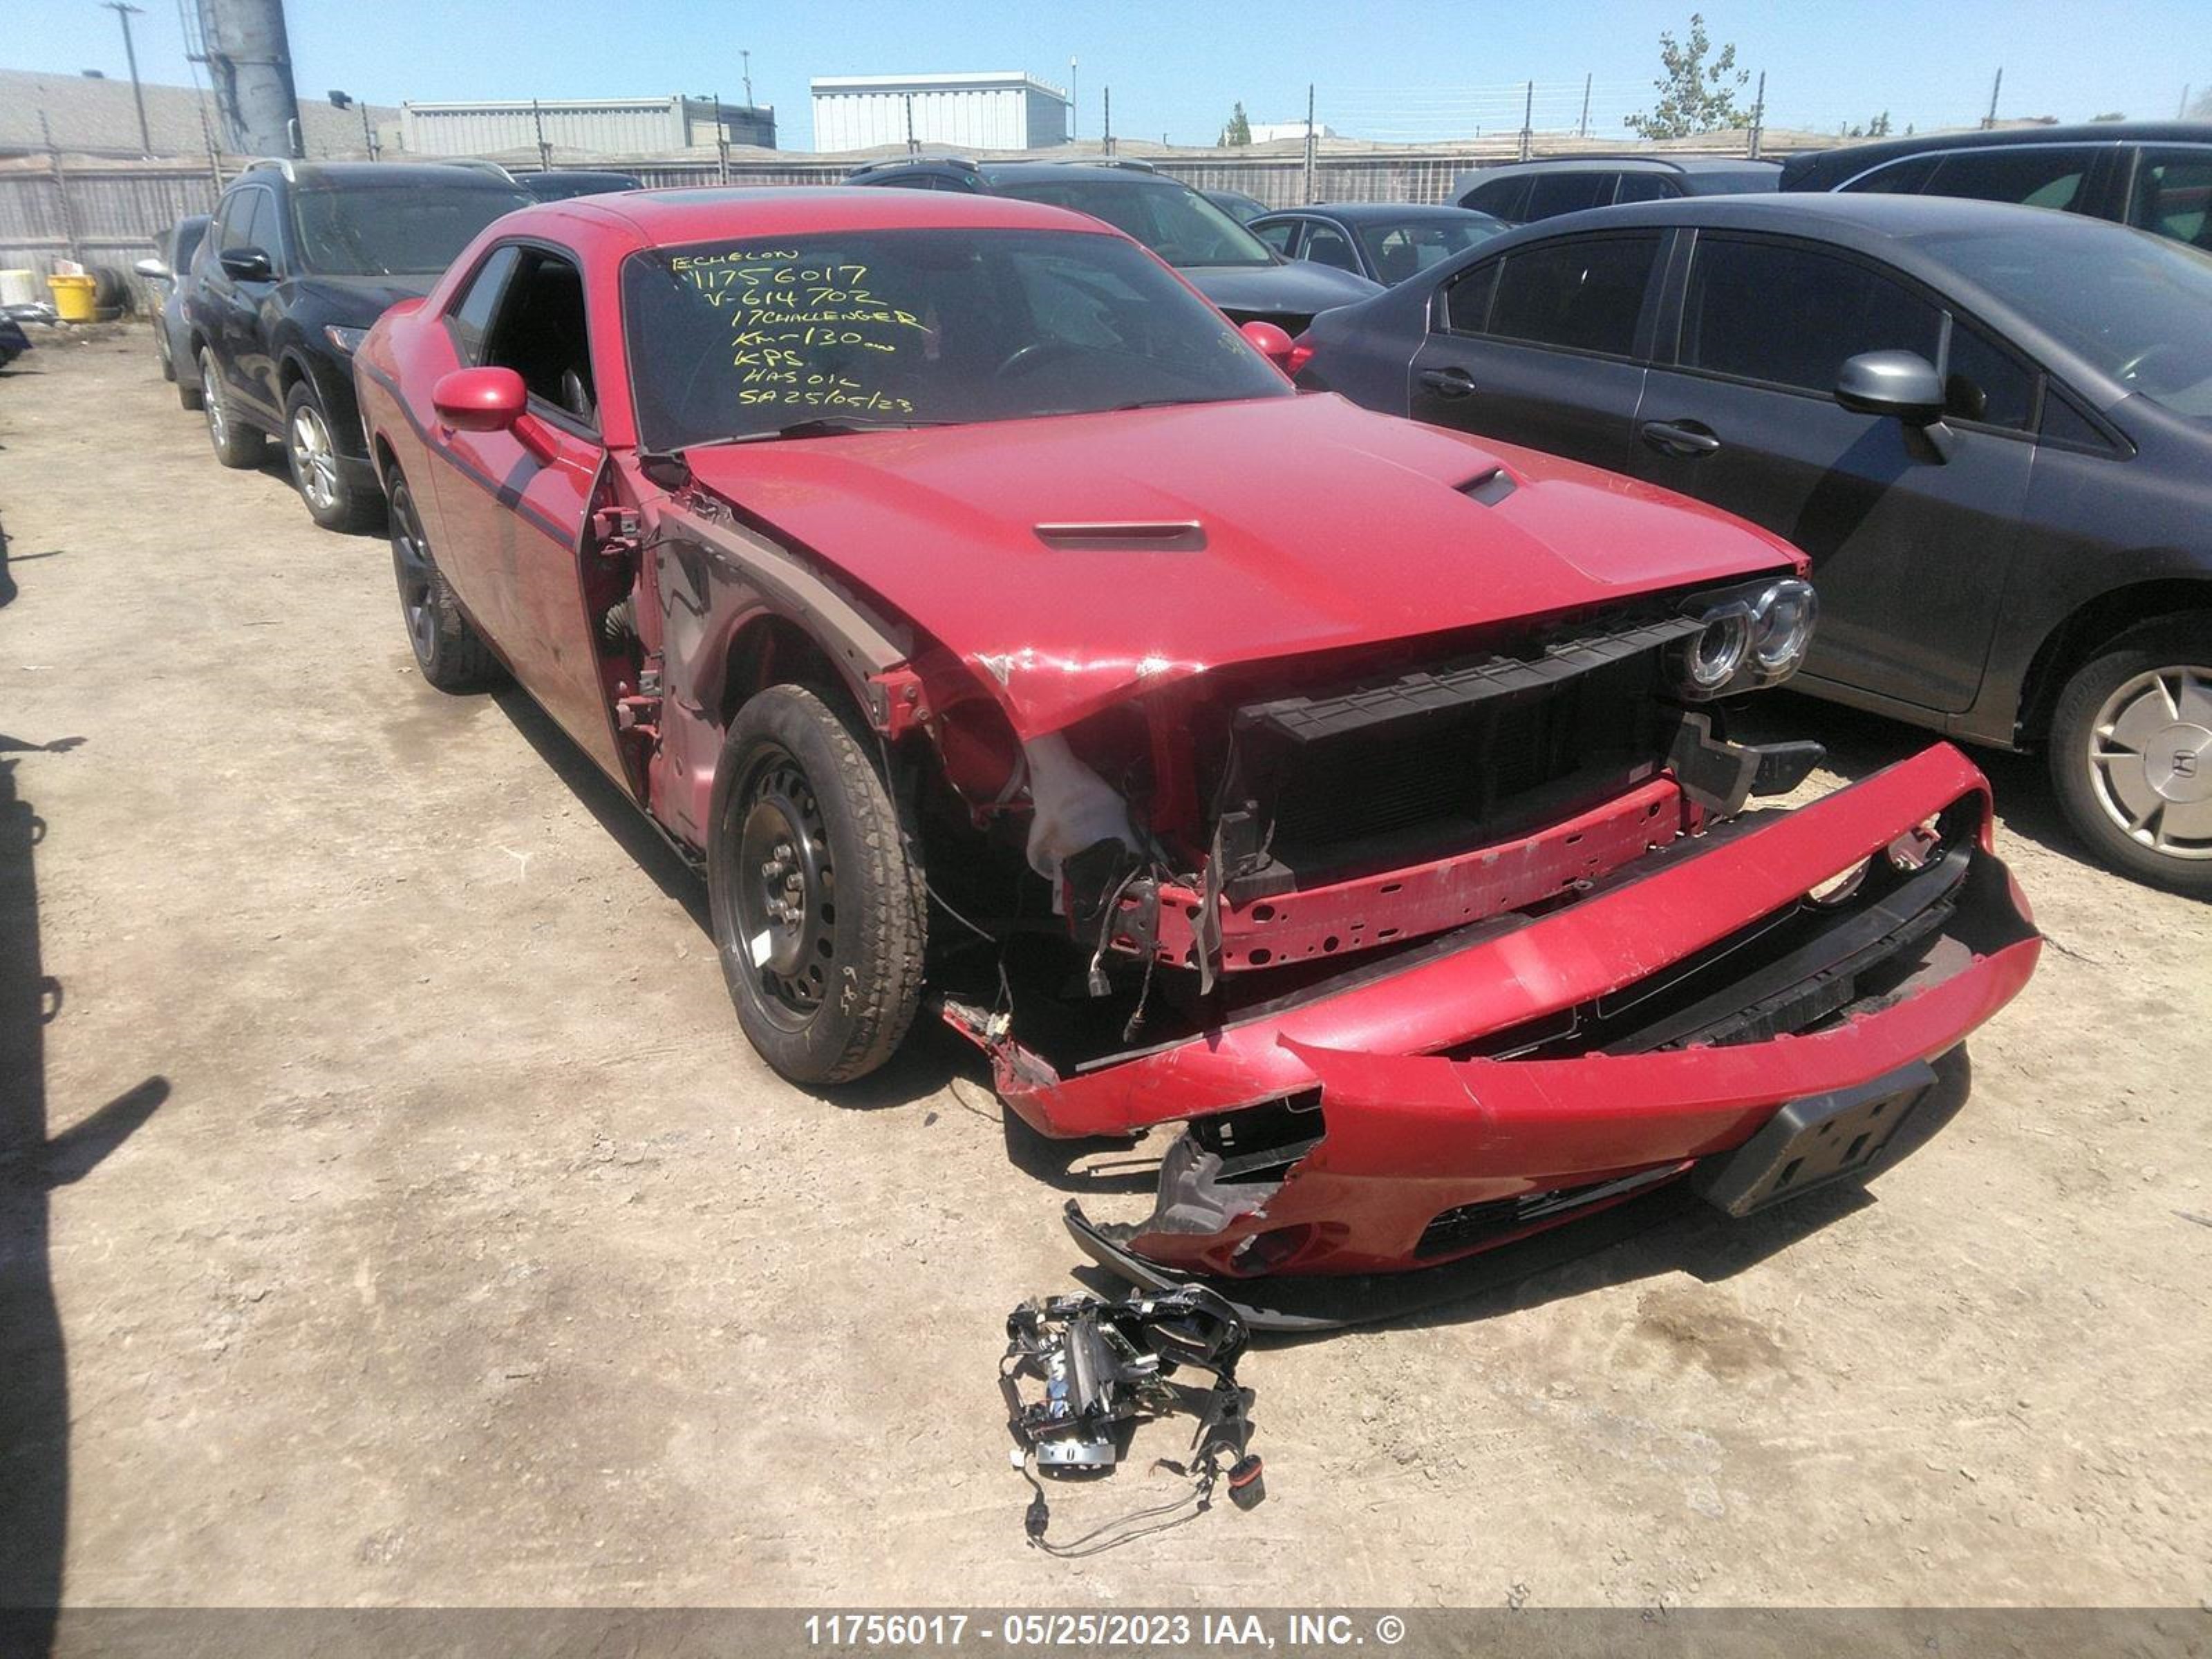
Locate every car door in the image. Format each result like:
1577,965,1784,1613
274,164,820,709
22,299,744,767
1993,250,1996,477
203,186,281,418
427,242,626,782
1627,231,2036,713
1407,230,1664,474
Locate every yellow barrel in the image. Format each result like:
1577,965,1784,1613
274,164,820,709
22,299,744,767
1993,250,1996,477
47,273,98,322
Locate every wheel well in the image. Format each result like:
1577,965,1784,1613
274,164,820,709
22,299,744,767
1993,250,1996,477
277,353,312,396
719,615,866,733
2019,581,2212,744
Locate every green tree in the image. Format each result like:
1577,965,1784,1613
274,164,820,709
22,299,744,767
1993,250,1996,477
1221,102,1252,146
1624,13,1751,138
1868,111,1893,136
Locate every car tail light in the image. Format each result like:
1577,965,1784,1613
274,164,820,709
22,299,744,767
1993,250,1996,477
1285,334,1315,377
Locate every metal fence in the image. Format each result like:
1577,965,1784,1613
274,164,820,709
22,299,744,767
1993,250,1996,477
0,129,1789,312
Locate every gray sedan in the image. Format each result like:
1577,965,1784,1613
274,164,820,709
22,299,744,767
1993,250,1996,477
1250,202,1508,287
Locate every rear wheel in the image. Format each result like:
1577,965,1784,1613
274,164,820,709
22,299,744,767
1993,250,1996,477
388,469,503,693
199,349,264,469
2048,617,2212,897
708,686,926,1085
284,380,379,532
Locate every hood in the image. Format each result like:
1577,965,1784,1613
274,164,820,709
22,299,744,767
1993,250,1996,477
288,273,436,325
679,393,1803,738
1184,261,1382,320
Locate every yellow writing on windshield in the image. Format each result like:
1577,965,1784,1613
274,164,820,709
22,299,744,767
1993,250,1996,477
677,247,928,416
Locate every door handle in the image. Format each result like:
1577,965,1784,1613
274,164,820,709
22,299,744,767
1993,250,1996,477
1418,366,1476,398
1640,420,1721,457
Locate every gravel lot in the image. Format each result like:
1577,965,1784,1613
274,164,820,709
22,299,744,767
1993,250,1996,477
2,329,2207,1614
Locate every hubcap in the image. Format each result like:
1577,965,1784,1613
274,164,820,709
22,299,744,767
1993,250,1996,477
290,404,340,511
388,487,438,666
202,360,225,444
2087,664,2212,859
732,751,836,1026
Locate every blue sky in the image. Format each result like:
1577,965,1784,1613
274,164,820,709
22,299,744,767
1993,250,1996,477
10,0,2205,147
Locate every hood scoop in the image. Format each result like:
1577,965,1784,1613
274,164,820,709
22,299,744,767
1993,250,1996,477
1033,520,1207,553
1459,467,1518,507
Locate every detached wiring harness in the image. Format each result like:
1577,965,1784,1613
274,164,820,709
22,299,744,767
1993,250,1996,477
1000,1287,1264,1557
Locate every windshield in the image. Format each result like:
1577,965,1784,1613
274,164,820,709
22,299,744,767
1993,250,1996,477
1353,214,1508,284
1915,224,2212,419
290,185,532,276
623,227,1293,451
986,177,1277,268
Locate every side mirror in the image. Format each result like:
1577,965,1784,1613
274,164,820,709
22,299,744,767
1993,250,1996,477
1239,318,1298,375
133,256,172,283
1835,350,1945,427
219,246,273,282
433,366,527,433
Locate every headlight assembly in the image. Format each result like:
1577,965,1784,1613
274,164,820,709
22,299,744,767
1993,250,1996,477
1668,577,1819,699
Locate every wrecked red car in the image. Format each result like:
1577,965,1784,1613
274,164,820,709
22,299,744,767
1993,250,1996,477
354,187,2039,1284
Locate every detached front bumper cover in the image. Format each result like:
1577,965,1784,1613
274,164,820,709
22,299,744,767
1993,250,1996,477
980,744,2038,1282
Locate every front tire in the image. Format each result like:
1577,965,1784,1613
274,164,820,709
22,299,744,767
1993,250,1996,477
199,349,264,469
709,686,926,1086
2048,617,2212,897
388,469,503,693
284,380,379,532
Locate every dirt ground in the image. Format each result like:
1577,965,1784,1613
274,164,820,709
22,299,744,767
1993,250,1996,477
1,329,2206,1615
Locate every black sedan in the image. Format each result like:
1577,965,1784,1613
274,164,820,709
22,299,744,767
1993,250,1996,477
1297,194,2212,894
1250,201,1508,285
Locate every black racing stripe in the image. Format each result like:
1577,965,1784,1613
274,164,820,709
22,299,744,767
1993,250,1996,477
359,359,577,546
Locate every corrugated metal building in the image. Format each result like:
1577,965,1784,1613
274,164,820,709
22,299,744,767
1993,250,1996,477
400,97,776,157
809,73,1068,152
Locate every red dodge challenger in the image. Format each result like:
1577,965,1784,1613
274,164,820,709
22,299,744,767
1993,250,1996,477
355,187,2039,1291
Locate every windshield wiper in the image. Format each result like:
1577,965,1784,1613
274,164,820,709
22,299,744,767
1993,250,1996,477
706,416,957,447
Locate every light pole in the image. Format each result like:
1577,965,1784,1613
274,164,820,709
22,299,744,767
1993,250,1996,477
102,0,151,156
1069,57,1078,142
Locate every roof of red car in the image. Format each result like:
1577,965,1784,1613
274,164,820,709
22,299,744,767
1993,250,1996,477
516,184,1114,250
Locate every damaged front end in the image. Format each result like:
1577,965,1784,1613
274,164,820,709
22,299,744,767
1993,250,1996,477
944,731,2037,1282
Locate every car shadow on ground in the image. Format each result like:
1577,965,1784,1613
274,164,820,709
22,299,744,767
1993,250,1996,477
491,686,709,933
1733,690,2086,872
0,758,167,1657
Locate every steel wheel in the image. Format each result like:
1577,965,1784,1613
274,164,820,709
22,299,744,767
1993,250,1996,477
2086,664,2212,859
389,482,438,667
731,745,838,1029
289,402,340,513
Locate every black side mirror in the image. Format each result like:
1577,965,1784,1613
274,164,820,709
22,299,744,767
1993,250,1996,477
1835,350,1945,427
219,246,274,282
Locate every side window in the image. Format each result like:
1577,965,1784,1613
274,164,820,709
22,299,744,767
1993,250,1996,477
214,191,255,252
1301,222,1358,272
1680,237,1940,395
1463,176,1530,221
1254,220,1297,254
1941,317,2036,430
2128,147,2212,249
239,190,277,259
1922,146,2099,212
1844,154,1942,194
1524,171,1614,220
480,249,597,429
447,245,522,365
1611,172,1674,205
1441,261,1499,335
1485,235,1658,357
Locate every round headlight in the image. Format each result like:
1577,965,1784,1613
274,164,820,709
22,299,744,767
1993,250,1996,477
1685,608,1750,693
1750,579,1819,677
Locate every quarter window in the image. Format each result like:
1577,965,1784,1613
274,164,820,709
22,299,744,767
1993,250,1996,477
1942,319,2036,430
1254,220,1297,254
1681,238,1940,394
1484,235,1658,357
1442,261,1499,335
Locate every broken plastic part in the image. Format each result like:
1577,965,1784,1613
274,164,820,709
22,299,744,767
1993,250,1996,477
1020,731,1140,891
